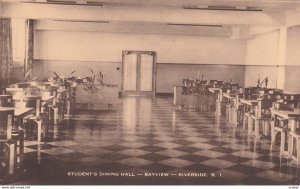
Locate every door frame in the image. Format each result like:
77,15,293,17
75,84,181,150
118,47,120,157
121,50,157,96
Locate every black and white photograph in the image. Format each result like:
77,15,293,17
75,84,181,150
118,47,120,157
0,0,300,187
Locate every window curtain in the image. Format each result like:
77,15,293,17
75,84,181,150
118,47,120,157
24,19,34,80
0,18,14,88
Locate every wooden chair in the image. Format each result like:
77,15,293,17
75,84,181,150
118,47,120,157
254,96,274,138
23,96,44,142
0,109,24,175
288,131,300,165
47,86,61,124
271,116,289,154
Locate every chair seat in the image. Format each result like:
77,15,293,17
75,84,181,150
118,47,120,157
24,115,40,120
275,126,289,132
245,112,253,116
0,139,14,144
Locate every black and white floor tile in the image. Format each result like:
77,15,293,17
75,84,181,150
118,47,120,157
1,96,300,185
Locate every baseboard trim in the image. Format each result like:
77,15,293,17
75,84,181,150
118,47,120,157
156,93,173,97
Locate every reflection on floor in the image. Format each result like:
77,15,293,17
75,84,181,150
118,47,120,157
2,96,300,185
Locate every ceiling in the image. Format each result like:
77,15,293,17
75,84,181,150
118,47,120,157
1,0,299,8
2,0,300,37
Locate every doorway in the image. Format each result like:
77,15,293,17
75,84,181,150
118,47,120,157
122,51,157,96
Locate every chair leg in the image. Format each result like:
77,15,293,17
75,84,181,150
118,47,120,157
243,115,247,130
280,131,286,154
8,143,15,175
248,117,253,136
270,132,275,151
18,131,24,164
37,120,42,142
254,119,260,139
67,99,71,115
270,120,275,142
12,131,24,165
297,138,300,165
263,120,270,136
53,107,58,125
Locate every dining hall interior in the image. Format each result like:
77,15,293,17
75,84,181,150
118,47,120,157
1,0,300,185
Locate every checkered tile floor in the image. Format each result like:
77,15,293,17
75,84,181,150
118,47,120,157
3,96,300,185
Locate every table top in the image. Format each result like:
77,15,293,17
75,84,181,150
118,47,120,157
240,99,258,106
0,107,34,118
57,89,68,94
42,96,55,103
22,95,55,103
208,88,221,93
0,94,12,97
223,93,237,99
270,108,300,119
282,91,300,95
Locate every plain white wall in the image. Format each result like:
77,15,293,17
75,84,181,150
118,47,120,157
34,30,246,65
245,30,279,88
246,31,279,66
285,26,300,93
287,26,300,66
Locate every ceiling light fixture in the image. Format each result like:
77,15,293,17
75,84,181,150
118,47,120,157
52,19,109,23
167,23,223,27
22,0,103,7
183,5,263,12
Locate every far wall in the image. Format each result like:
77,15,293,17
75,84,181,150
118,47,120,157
34,29,247,93
28,25,300,93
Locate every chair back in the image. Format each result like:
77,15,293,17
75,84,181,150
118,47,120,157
0,109,14,140
16,83,31,88
24,96,42,117
37,83,51,90
27,81,38,87
23,96,42,109
25,87,40,96
244,87,260,100
282,93,300,101
40,90,52,98
0,95,13,107
257,94,276,115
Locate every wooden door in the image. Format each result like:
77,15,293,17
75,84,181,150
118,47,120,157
122,51,156,96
